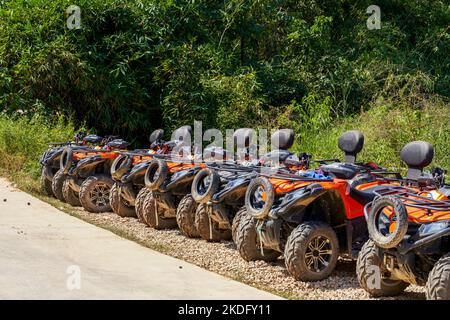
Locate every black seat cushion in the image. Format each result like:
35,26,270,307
321,163,360,179
83,134,103,144
107,139,130,149
172,126,192,142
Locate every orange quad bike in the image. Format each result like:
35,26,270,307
56,137,130,212
40,132,88,196
140,127,249,231
357,141,450,300
189,129,310,242
109,126,191,219
47,134,116,200
236,130,403,281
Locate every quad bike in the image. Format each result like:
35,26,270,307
55,137,130,213
357,141,450,299
140,127,249,231
189,129,310,242
109,127,191,218
40,132,107,197
236,130,404,281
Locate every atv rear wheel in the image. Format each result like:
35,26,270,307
367,196,408,249
285,221,339,281
141,192,177,229
79,175,114,213
191,168,220,204
231,207,247,244
135,187,151,223
62,178,81,206
426,253,450,300
195,204,231,242
235,213,281,262
356,240,408,297
51,169,66,201
176,194,199,238
40,167,54,196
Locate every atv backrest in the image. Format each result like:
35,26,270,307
233,128,253,149
271,129,294,151
149,129,164,144
83,134,103,145
171,126,192,142
400,141,434,180
338,130,364,164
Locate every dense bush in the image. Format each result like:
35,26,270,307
0,0,448,141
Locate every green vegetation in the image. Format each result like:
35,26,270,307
0,115,79,192
0,0,449,186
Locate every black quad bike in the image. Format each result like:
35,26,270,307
357,141,450,299
109,127,192,218
56,137,130,213
236,130,402,281
40,133,108,197
189,129,311,242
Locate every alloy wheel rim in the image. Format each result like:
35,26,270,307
304,236,333,273
89,183,110,207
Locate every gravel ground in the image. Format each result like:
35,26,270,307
59,205,425,300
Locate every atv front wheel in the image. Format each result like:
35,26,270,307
195,204,231,242
51,169,66,201
135,187,151,223
176,194,199,238
141,192,177,229
426,253,450,300
62,178,81,206
40,166,54,196
285,221,339,281
110,183,136,217
356,240,408,297
235,213,280,262
79,175,114,213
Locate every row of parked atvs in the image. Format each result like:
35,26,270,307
39,126,450,299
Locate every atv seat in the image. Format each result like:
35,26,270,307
321,163,361,179
400,141,434,180
83,134,103,144
107,139,130,149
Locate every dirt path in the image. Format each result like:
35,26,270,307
0,178,281,300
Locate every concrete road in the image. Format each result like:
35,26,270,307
0,178,281,300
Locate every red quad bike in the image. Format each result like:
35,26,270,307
189,129,310,242
47,134,114,199
57,137,130,212
237,130,403,281
357,141,450,299
109,127,190,219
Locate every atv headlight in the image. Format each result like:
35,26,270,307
419,220,450,237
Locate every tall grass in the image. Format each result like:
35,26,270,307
0,115,79,192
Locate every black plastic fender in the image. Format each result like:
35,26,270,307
69,155,106,176
273,183,327,219
258,219,284,252
121,161,150,184
165,167,203,191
